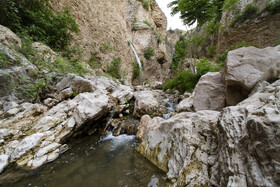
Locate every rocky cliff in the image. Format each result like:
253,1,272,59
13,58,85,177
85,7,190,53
50,0,171,84
218,0,280,53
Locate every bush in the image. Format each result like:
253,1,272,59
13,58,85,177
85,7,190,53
262,0,280,15
88,56,100,69
163,58,219,93
230,3,258,27
132,61,140,80
222,0,240,12
107,57,121,79
144,47,154,60
142,0,152,10
100,43,115,52
0,0,79,50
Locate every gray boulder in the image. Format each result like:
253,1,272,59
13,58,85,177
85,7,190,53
225,45,280,105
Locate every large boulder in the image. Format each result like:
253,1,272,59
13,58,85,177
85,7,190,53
0,25,22,48
193,72,225,111
137,111,221,186
225,45,280,105
133,90,160,118
137,80,280,186
213,80,280,186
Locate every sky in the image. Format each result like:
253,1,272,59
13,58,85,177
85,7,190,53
155,0,196,30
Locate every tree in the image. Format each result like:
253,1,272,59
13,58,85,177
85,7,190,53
168,0,224,26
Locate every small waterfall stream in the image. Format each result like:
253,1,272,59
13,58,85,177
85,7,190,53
128,41,142,71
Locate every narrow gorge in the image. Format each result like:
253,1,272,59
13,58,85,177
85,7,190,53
0,0,279,186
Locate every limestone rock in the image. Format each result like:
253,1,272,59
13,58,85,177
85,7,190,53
225,46,280,105
10,133,46,161
133,90,160,117
0,155,9,173
213,80,280,186
176,92,194,113
0,25,22,48
138,80,280,186
56,74,97,93
193,72,225,111
111,85,133,105
58,88,73,101
31,42,58,62
137,111,220,186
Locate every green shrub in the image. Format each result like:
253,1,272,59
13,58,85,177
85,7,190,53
144,48,155,60
88,56,100,69
0,0,79,50
163,58,219,93
100,43,115,52
142,0,152,10
230,3,258,27
170,35,189,73
132,61,140,80
222,0,240,12
107,57,121,79
262,0,280,15
206,45,217,58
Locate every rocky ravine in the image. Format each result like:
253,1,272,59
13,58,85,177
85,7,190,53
137,45,280,186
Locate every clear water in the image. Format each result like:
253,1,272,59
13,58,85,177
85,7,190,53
4,133,166,187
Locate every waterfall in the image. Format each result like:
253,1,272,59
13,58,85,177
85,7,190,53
128,41,142,71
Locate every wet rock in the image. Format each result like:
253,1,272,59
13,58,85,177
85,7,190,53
133,90,160,118
193,72,225,111
0,25,22,48
225,45,280,105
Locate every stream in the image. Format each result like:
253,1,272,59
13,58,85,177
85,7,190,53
1,93,178,187
4,132,166,187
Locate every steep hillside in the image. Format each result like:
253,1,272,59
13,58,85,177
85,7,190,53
50,0,171,84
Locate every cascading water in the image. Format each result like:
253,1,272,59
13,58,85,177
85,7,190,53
128,40,142,71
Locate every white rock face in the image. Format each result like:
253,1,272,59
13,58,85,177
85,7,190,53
213,80,280,187
0,155,9,173
225,46,280,105
137,111,220,186
193,72,225,111
133,90,160,117
175,92,194,113
111,85,133,105
10,133,46,161
138,80,280,186
0,25,22,48
0,74,113,173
